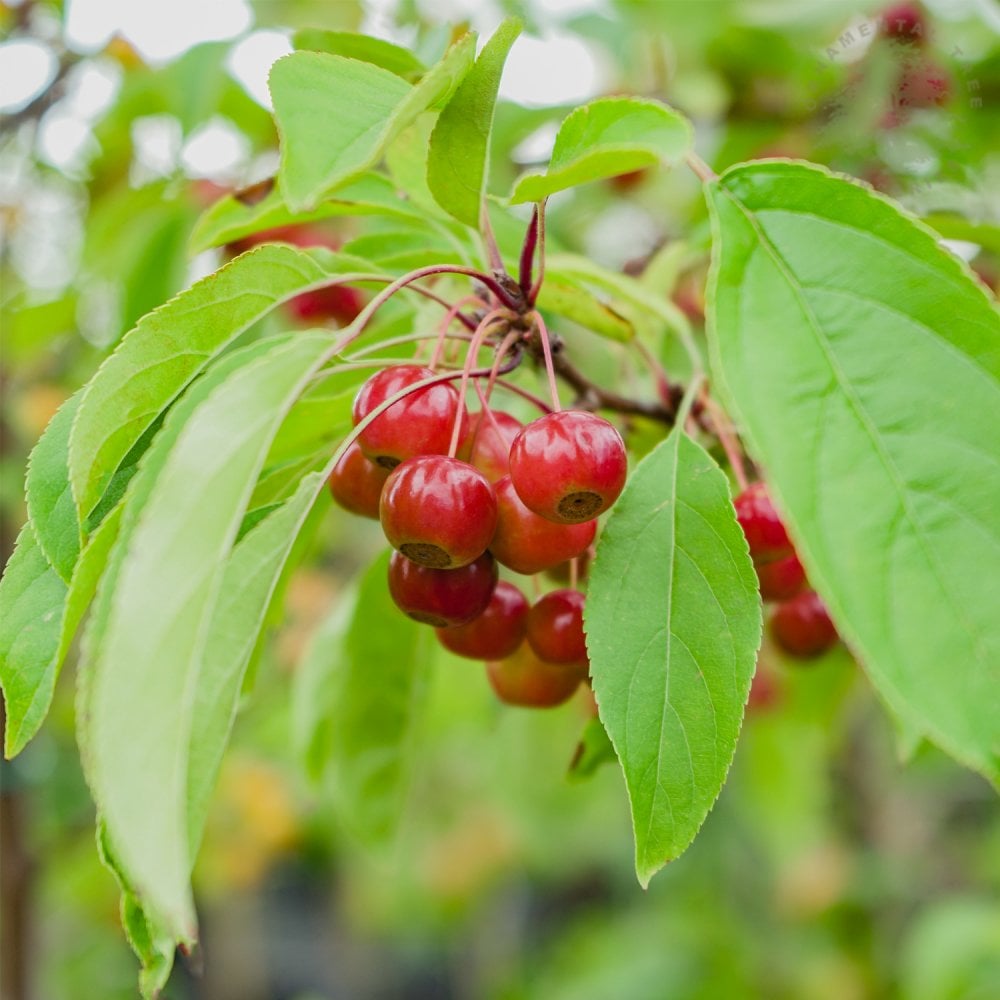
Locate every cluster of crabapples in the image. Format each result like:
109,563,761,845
734,483,839,660
329,362,628,708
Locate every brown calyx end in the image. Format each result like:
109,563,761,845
375,455,401,471
557,491,603,522
399,542,452,569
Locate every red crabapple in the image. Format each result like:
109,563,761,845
436,580,528,661
733,482,793,565
770,591,838,659
353,364,466,470
327,441,390,519
380,456,497,568
756,552,807,603
489,476,596,576
509,410,627,523
526,589,588,665
457,409,523,483
387,551,497,628
485,643,585,708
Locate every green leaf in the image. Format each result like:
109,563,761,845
427,18,521,227
82,333,333,941
0,525,66,755
263,380,357,468
705,160,1000,783
510,97,692,203
189,173,428,254
0,508,121,759
535,274,634,342
545,252,694,344
25,391,82,582
568,716,617,782
76,340,285,980
250,449,330,511
293,28,425,79
292,550,430,845
186,473,326,853
69,244,370,521
271,33,476,211
385,115,440,211
586,429,761,886
97,826,175,1000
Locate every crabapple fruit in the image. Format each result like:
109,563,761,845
526,589,588,665
327,441,390,519
770,591,838,659
509,410,627,524
380,456,497,569
489,476,596,576
485,643,585,708
387,551,497,628
353,364,466,470
734,482,793,564
436,580,528,660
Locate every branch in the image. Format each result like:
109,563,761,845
549,348,684,424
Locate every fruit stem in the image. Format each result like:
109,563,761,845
430,295,490,370
295,270,477,328
483,329,524,406
465,329,525,456
332,265,520,357
347,330,476,360
569,557,579,591
701,389,750,491
448,309,514,457
490,378,554,414
531,310,562,412
332,360,524,478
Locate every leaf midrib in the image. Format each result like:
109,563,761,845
720,186,992,700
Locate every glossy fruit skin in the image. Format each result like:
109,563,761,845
734,482,793,564
457,409,523,483
527,589,588,665
509,411,627,524
756,552,807,603
489,476,596,576
380,456,498,569
485,643,585,708
387,551,497,628
327,441,390,519
436,581,528,660
770,591,838,659
353,364,466,470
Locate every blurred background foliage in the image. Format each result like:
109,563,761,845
1,0,999,998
